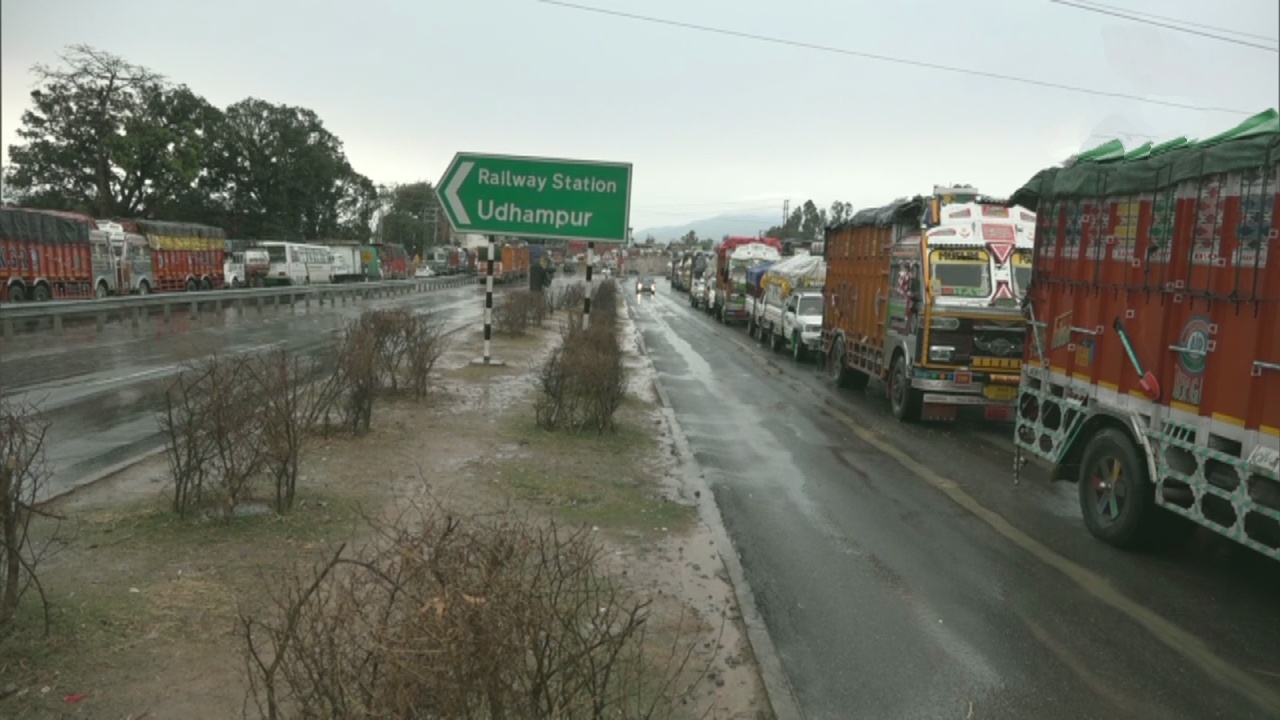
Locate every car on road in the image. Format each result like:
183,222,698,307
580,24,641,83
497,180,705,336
636,276,655,294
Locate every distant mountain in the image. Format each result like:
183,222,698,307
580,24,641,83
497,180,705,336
636,212,777,243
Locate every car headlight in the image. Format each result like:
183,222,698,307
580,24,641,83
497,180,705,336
931,317,961,331
929,346,955,362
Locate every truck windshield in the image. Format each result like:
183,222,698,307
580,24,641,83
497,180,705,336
930,249,990,298
797,296,822,315
1013,250,1032,296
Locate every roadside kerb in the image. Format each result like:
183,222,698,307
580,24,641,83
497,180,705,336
626,301,805,720
1,276,474,339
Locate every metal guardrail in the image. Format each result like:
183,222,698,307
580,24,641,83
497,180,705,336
0,275,477,338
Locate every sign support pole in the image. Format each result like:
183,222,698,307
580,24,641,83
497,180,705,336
472,235,504,366
584,240,594,331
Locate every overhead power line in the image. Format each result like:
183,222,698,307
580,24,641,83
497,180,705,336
1049,0,1279,52
1063,0,1278,42
534,1,1256,115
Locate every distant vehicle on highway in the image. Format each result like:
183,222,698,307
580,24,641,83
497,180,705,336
636,276,655,294
414,265,436,278
690,278,706,308
259,241,335,286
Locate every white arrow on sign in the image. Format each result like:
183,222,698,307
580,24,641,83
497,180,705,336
445,160,473,224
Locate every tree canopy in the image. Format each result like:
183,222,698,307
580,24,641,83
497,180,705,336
765,199,853,242
5,45,377,241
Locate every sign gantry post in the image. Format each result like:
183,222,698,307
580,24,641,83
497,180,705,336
436,153,632,356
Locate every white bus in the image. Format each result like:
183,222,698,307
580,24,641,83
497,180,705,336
259,241,334,286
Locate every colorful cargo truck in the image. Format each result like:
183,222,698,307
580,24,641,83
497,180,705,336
712,237,783,323
1012,109,1280,559
823,186,1036,422
0,208,106,302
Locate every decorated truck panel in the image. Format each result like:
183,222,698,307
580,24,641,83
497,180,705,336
1012,109,1280,560
0,208,100,302
713,237,783,323
375,243,409,280
115,219,225,293
823,186,1035,422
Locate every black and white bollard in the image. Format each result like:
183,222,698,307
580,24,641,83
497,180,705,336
472,235,505,366
583,240,594,331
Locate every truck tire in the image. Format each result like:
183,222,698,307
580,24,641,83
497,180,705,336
770,330,783,353
32,284,51,303
5,285,25,303
747,315,757,337
829,339,868,390
889,354,922,422
186,278,198,292
1077,429,1159,549
793,332,806,362
137,280,151,295
95,281,109,299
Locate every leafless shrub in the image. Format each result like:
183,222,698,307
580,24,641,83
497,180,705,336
248,351,344,514
241,506,698,719
333,318,379,435
0,398,60,636
404,313,447,398
160,355,266,518
536,281,626,434
492,292,532,336
557,282,585,312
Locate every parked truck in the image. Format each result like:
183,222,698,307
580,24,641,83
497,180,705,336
114,219,225,293
1011,109,1280,560
823,186,1035,422
0,208,112,302
328,244,366,283
712,237,783,323
224,240,270,288
375,243,409,280
754,253,827,361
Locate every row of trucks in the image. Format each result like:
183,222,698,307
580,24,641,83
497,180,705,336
0,207,418,303
425,246,478,276
670,108,1280,562
473,244,532,284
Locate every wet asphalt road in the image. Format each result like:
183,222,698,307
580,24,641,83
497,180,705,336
628,284,1280,720
1,281,490,500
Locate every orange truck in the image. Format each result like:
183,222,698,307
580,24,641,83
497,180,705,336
1012,109,1280,560
823,186,1035,422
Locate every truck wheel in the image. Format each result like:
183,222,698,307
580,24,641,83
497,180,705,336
137,281,151,296
95,281,109,299
200,277,213,291
32,285,51,303
889,355,922,422
793,332,806,362
5,285,25,303
770,330,782,353
1078,429,1157,549
186,278,198,292
829,339,857,389
747,315,757,337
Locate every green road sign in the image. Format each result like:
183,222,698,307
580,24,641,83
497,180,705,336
436,153,632,242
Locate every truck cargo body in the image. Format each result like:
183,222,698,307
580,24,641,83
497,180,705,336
823,190,1034,422
0,208,100,302
328,245,366,283
755,253,826,356
1012,110,1280,560
224,240,269,288
375,243,409,280
713,237,783,323
114,219,225,293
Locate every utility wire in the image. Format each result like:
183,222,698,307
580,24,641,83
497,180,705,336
1049,0,1279,51
535,0,1256,115
1059,0,1278,42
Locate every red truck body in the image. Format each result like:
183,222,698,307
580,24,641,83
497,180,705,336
714,236,783,322
0,208,98,302
118,219,225,292
1013,109,1280,560
375,243,409,279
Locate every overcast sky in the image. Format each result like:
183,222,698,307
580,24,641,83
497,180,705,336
2,0,1277,233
